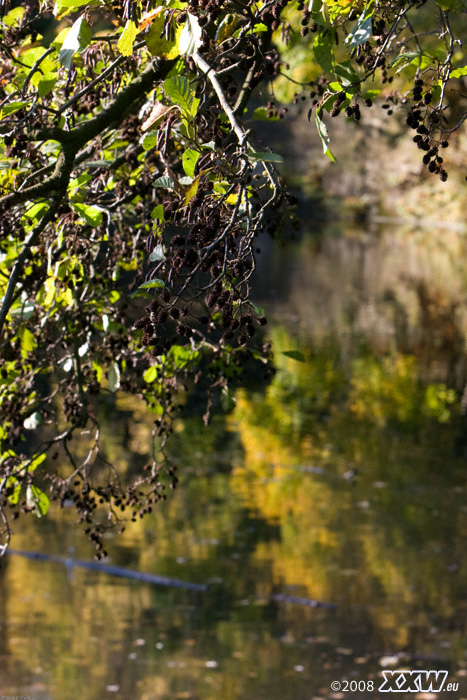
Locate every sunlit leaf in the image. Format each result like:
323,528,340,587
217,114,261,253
163,76,200,119
143,366,158,383
182,148,200,178
117,19,138,57
27,453,47,472
184,174,200,206
149,244,166,262
139,7,165,31
315,113,336,162
71,202,104,226
138,279,165,289
145,14,181,59
345,11,373,48
7,478,21,506
178,13,202,56
59,16,92,69
0,101,29,121
23,412,42,430
314,31,335,72
389,51,423,72
27,484,50,517
141,102,176,132
55,0,99,16
108,361,121,392
151,205,165,221
2,6,25,26
215,14,238,44
141,132,159,151
19,327,37,355
449,65,467,79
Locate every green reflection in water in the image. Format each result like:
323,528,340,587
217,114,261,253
1,226,467,700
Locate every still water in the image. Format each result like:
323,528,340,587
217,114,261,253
1,221,467,699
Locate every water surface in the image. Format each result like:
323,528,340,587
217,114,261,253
1,221,467,699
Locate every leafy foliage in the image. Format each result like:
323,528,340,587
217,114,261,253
0,0,466,555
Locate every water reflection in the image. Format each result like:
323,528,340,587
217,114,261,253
1,223,467,699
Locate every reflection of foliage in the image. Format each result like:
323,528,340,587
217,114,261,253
349,354,458,426
229,325,467,652
1,0,467,554
2,316,467,698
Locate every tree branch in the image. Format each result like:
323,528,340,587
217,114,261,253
0,57,175,210
0,196,63,334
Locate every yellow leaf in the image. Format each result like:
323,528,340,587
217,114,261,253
145,14,181,60
117,20,138,57
184,174,200,206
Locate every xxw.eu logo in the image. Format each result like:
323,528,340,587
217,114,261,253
379,670,457,693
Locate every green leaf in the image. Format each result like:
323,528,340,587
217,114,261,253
389,51,423,71
117,20,138,57
38,74,59,98
182,148,200,178
27,453,47,472
71,202,104,226
435,0,466,10
0,101,29,121
19,327,37,355
138,279,165,290
153,175,175,189
2,6,25,26
247,151,283,164
54,0,100,16
145,14,181,60
334,61,360,90
313,31,335,73
151,204,165,221
315,113,336,163
215,14,238,44
142,132,159,151
345,10,373,48
143,366,158,383
282,350,306,363
60,16,92,69
251,106,280,122
178,13,202,56
108,361,121,393
27,484,50,517
7,478,21,506
449,65,467,79
22,202,48,225
163,76,200,119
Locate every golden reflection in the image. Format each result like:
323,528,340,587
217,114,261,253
1,226,467,698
